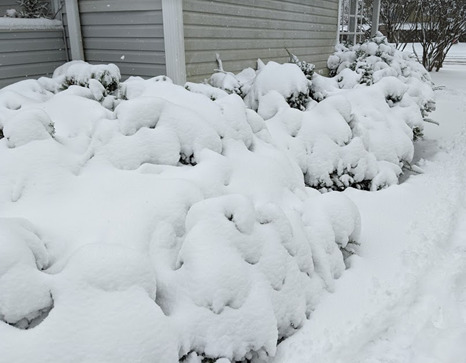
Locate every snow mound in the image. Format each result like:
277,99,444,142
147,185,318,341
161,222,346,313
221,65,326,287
61,243,156,298
244,62,311,111
0,218,52,329
0,61,362,362
152,192,360,361
3,108,55,147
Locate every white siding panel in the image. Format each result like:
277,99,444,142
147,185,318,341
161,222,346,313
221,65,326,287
0,29,67,88
76,0,166,79
183,0,339,81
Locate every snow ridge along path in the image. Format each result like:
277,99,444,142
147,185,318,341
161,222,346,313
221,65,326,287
273,61,466,363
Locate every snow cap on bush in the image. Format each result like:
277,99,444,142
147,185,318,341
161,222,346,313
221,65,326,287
3,108,55,148
53,61,121,94
244,61,310,111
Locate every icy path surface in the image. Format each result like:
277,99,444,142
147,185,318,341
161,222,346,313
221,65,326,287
272,64,466,362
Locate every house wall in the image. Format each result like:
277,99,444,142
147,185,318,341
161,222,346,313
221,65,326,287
0,27,67,88
69,0,166,80
182,0,340,81
0,1,20,16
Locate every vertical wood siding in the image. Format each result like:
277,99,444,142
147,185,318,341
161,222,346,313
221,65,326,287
0,28,67,88
74,0,166,80
183,0,339,81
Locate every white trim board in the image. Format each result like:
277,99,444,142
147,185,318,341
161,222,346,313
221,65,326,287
64,0,84,60
162,0,186,84
371,0,381,37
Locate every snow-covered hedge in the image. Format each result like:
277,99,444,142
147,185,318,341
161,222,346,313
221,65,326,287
201,35,435,191
324,34,435,125
0,36,435,358
0,63,361,362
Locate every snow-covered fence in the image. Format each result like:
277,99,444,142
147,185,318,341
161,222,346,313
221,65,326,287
0,18,67,88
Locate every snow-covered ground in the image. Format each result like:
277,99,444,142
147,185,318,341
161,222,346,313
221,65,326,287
273,47,466,363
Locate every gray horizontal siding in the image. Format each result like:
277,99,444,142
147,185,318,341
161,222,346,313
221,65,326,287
183,0,339,81
0,1,19,16
73,0,166,80
0,28,67,88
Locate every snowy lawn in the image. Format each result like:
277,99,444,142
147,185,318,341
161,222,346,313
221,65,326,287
273,53,466,363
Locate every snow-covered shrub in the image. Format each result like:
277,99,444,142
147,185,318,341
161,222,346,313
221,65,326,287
201,59,425,191
203,61,311,111
104,81,258,168
152,192,360,362
266,93,407,192
52,61,122,108
4,8,18,17
184,82,229,101
3,108,55,148
209,70,243,97
17,0,49,18
196,35,435,191
0,218,52,329
244,62,311,111
323,33,435,127
207,57,256,99
0,64,362,362
286,49,315,81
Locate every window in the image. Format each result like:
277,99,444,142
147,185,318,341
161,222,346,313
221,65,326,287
338,0,366,44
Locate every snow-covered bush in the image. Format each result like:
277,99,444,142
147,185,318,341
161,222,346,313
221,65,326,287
0,63,362,362
265,88,414,192
4,8,18,17
207,59,311,111
323,33,435,125
51,61,123,109
151,190,360,361
327,34,426,83
286,49,315,81
193,36,435,191
0,218,52,329
17,0,49,18
2,108,55,148
244,61,311,111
